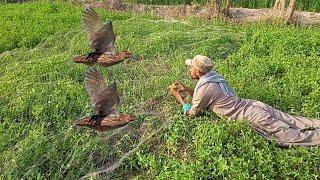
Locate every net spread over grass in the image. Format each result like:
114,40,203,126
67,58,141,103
1,1,320,179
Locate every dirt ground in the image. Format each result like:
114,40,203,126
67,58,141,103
92,0,320,25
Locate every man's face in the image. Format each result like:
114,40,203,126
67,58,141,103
189,66,199,79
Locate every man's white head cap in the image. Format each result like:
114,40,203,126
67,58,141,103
185,55,214,73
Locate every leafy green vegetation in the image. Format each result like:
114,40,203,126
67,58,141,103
0,1,81,53
127,0,320,12
1,1,320,179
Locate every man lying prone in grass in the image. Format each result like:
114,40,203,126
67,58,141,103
171,55,320,147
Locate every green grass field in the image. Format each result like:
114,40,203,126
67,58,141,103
1,1,320,179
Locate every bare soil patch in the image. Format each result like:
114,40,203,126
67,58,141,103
92,0,320,25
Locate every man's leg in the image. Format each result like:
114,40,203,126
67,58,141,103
252,101,320,129
250,106,320,146
264,103,320,129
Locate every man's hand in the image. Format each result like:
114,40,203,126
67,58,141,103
170,82,186,105
179,84,194,95
170,82,193,96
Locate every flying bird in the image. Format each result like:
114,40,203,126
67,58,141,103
84,5,116,57
74,68,136,131
73,5,133,66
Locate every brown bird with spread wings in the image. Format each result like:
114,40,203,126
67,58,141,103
83,5,116,57
74,68,136,131
73,5,132,67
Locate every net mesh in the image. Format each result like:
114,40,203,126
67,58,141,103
0,28,176,178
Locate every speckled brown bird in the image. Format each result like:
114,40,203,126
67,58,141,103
74,68,136,131
73,5,134,66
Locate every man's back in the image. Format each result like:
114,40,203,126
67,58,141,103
193,82,253,120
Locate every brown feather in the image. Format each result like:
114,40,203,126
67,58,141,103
74,114,136,132
83,5,116,54
85,68,120,115
73,51,132,67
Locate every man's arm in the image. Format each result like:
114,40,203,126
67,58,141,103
171,90,186,105
171,83,215,118
171,82,194,97
171,85,202,118
171,84,194,116
186,84,215,118
180,84,194,96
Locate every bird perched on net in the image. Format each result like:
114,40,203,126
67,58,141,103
74,67,136,131
73,5,133,67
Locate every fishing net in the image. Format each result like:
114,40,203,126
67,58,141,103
78,114,171,179
0,28,175,178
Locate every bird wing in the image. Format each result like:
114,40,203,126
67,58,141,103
85,68,120,116
83,5,104,34
100,115,135,128
83,5,116,53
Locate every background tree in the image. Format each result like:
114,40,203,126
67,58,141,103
286,0,297,23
